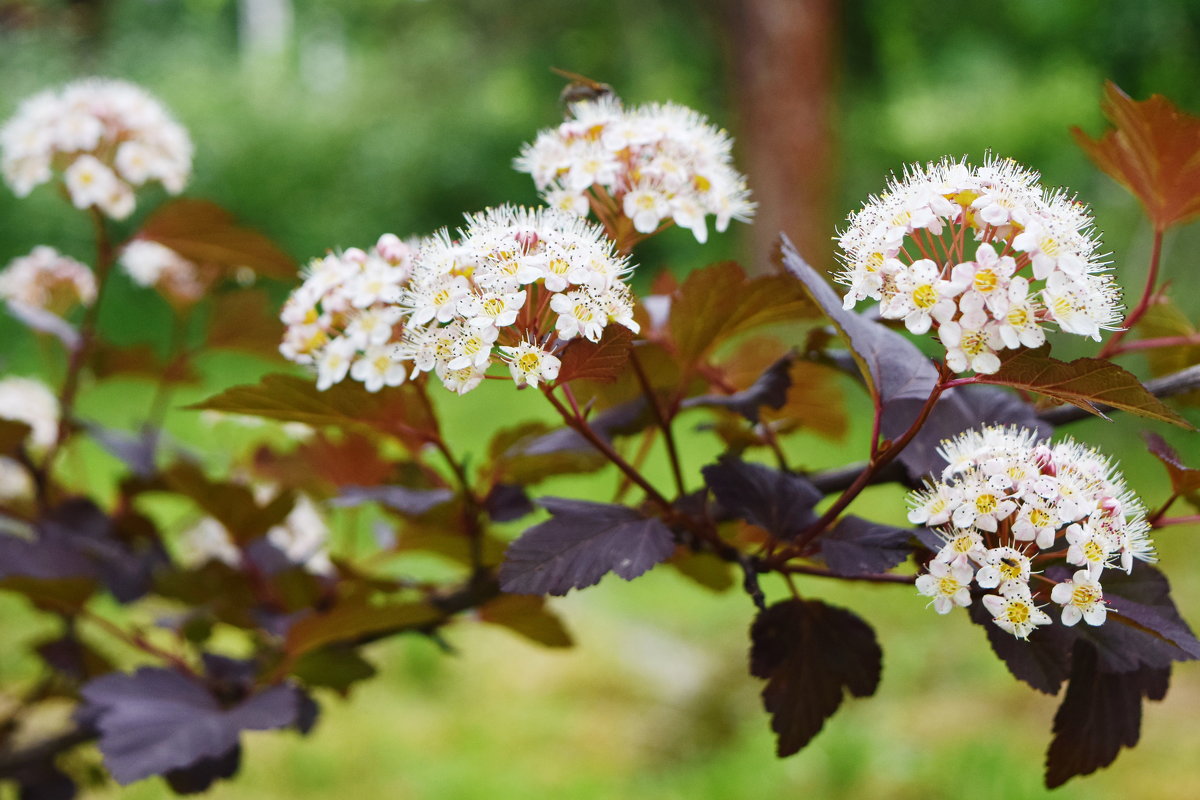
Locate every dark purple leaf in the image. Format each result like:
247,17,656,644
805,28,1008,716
164,747,241,795
330,485,454,516
1074,562,1200,671
778,236,939,434
750,599,882,756
80,668,308,785
483,483,534,522
968,595,1077,694
817,516,913,576
888,386,1051,481
36,633,115,682
498,498,675,596
681,353,794,423
13,761,76,800
702,458,821,540
1044,641,1169,788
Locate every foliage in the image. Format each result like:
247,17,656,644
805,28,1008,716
0,66,1199,799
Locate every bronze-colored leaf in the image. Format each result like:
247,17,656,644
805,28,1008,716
977,346,1191,429
1072,82,1200,231
285,598,442,657
555,325,634,385
477,594,573,647
1137,300,1200,406
0,419,31,456
669,261,816,367
138,199,296,279
1144,432,1200,495
188,374,437,448
206,289,285,360
90,342,198,385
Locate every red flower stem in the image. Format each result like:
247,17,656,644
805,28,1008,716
1104,334,1200,356
1099,228,1165,358
1154,514,1200,528
542,385,671,511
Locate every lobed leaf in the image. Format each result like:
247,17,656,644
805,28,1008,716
554,324,634,385
205,290,286,360
816,516,913,577
1071,82,1200,231
80,667,310,785
137,199,296,279
702,457,821,541
968,596,1076,695
778,236,939,434
1044,642,1169,788
498,498,675,596
749,599,882,757
669,260,816,368
977,346,1191,429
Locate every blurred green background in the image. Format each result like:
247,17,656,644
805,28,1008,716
2,1,1200,798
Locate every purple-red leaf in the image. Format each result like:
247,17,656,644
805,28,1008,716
331,485,454,517
779,236,939,434
498,498,675,596
968,596,1077,695
478,594,573,648
1072,82,1200,232
138,199,295,279
80,668,308,785
977,346,1191,429
1044,642,1169,788
206,290,285,359
702,457,821,541
749,599,882,757
817,516,913,577
554,325,634,385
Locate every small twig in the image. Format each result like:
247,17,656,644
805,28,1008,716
629,348,685,497
1099,228,1165,358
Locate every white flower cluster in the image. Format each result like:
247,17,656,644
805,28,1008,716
181,494,333,576
837,157,1122,374
1,78,192,219
119,239,208,306
910,426,1153,639
0,376,60,501
280,233,416,392
514,97,754,244
0,246,95,315
280,206,640,396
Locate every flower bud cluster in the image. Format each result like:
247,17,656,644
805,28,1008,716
0,246,95,316
119,240,211,307
514,97,754,243
837,157,1122,374
280,206,640,396
1,78,192,218
910,426,1152,639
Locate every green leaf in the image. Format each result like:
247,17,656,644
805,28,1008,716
0,576,97,614
188,373,437,446
290,647,377,694
138,199,296,279
976,346,1192,428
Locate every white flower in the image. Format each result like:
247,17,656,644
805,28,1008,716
0,246,95,314
551,289,604,342
267,495,334,576
181,518,243,568
981,586,1052,639
974,546,1033,593
500,340,561,388
916,559,975,614
1051,569,1107,626
349,346,408,392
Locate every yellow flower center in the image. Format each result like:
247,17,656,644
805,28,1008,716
1029,508,1051,528
574,304,593,321
1071,585,1100,607
937,576,961,596
975,494,998,514
1004,602,1031,625
1082,540,1105,562
1007,306,1028,327
482,297,506,317
549,258,570,275
517,352,541,373
1041,237,1060,257
912,284,939,309
432,289,450,306
974,269,999,293
999,558,1023,581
